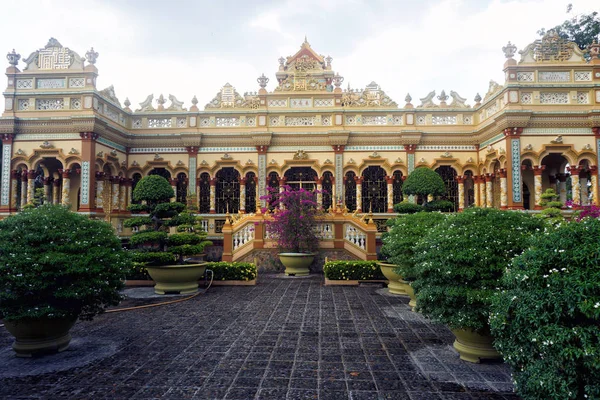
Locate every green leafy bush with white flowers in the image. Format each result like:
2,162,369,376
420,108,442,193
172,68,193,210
323,261,385,280
0,205,131,322
490,218,600,400
204,262,257,281
412,208,544,334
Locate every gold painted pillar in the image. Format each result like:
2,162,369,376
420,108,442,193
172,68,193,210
52,179,60,205
239,177,246,213
20,171,28,208
10,170,19,211
61,169,71,206
278,177,287,210
95,172,105,210
485,174,493,208
316,177,323,209
43,177,52,204
125,179,133,210
473,175,480,207
556,174,567,204
590,166,598,206
532,166,545,210
456,176,465,211
569,167,581,206
119,178,127,211
355,176,363,212
27,170,36,205
478,175,486,208
209,178,216,214
111,176,120,212
499,169,508,209
386,176,394,213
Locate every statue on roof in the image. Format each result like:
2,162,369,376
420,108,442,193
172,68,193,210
99,85,121,106
167,94,186,111
449,91,469,108
136,94,155,112
418,91,437,108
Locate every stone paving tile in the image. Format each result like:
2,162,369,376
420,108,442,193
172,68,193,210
0,274,520,399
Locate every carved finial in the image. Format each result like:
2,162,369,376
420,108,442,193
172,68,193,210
257,73,269,88
588,39,600,58
551,135,563,144
304,35,309,45
7,49,20,66
278,56,285,67
474,93,482,103
325,55,332,67
124,98,131,107
157,94,166,107
405,93,412,103
502,41,517,58
333,72,344,88
85,47,99,64
437,90,449,103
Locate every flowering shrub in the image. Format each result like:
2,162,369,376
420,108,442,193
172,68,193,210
0,205,131,322
323,261,385,280
203,262,257,281
380,212,447,281
263,186,322,253
576,204,600,221
490,218,600,400
412,208,544,333
125,175,211,265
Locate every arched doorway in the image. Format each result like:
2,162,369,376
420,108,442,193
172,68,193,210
361,166,387,213
521,160,534,209
464,170,475,208
322,171,334,211
198,172,211,213
435,166,458,211
245,172,257,213
215,167,240,214
284,167,317,191
344,171,357,212
540,153,570,204
392,170,404,205
176,172,187,204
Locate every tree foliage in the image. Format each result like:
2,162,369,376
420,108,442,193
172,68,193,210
538,5,600,50
402,168,446,202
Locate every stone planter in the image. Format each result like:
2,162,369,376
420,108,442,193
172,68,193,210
379,262,407,295
145,263,207,294
451,328,502,363
278,253,314,276
3,317,77,357
405,282,417,310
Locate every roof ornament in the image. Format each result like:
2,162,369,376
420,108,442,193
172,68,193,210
333,72,344,88
325,55,332,68
502,41,517,58
437,90,449,106
123,98,131,111
85,47,99,64
6,49,20,66
449,91,468,108
190,95,199,111
156,94,166,111
418,90,436,108
588,39,600,59
136,94,155,112
257,73,269,88
167,94,186,111
474,93,482,103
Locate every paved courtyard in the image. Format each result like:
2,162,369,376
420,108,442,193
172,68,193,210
0,274,518,400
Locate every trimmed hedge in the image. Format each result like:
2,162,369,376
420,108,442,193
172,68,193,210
323,260,385,280
393,202,424,214
204,262,257,281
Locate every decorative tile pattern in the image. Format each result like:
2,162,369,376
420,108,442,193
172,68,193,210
321,116,332,126
538,71,570,82
16,79,33,89
68,77,85,88
70,98,81,110
246,117,256,127
407,153,415,174
346,146,405,151
216,117,240,127
200,118,210,127
314,98,334,107
416,145,477,150
463,115,472,124
290,98,313,108
98,137,127,152
540,92,569,104
15,133,81,140
516,72,534,82
105,108,119,122
197,147,255,153
416,116,426,125
520,92,532,104
18,99,30,111
486,104,498,117
574,71,592,81
177,117,187,128
576,92,589,104
148,118,173,128
393,116,403,125
188,157,197,194
431,115,457,125
258,153,266,207
132,119,142,128
1,144,11,205
129,147,186,153
36,99,64,110
270,117,280,126
335,153,343,202
80,161,90,205
285,116,315,126
362,115,387,125
511,139,521,203
345,116,357,125
36,79,66,89
268,99,287,107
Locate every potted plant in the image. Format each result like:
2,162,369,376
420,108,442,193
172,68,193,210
381,212,447,307
263,186,322,276
125,175,212,294
412,208,544,363
490,217,600,400
0,204,131,357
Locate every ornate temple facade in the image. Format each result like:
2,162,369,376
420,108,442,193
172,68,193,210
1,35,600,245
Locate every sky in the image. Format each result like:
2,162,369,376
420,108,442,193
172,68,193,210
1,0,598,112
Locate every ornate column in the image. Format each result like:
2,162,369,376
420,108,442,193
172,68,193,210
556,174,567,204
568,167,581,206
111,176,120,212
456,176,465,211
60,169,71,206
405,144,416,203
278,177,287,209
485,174,493,208
20,170,28,207
499,169,508,209
52,179,60,205
257,145,269,208
119,178,127,212
95,172,105,210
125,179,133,210
332,145,345,206
10,170,19,210
169,178,177,203
386,175,394,213
532,166,545,210
43,177,52,204
589,166,598,206
473,175,481,207
315,177,323,209
0,134,15,212
478,175,487,208
239,177,247,213
79,132,99,212
504,127,524,209
186,146,198,206
355,176,363,212
27,170,36,205
330,176,336,203
209,177,216,214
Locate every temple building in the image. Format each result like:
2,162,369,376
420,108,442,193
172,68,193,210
1,35,600,260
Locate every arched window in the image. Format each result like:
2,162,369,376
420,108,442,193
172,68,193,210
322,171,333,211
392,170,403,205
362,166,387,213
267,172,279,211
284,167,317,191
33,165,45,205
148,168,171,180
435,166,458,211
245,172,256,213
176,173,187,204
198,173,211,213
131,173,142,204
345,171,357,212
215,167,240,214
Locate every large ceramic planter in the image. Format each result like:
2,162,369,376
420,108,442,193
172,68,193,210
405,282,417,310
379,263,407,295
3,317,77,357
279,253,314,276
145,263,207,294
451,328,502,363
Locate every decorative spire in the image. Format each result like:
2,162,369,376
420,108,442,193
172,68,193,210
588,39,600,58
6,49,20,66
333,72,344,88
257,73,269,88
405,93,412,103
85,47,99,64
437,90,449,103
502,41,517,59
474,93,482,103
156,94,166,110
191,95,198,106
325,55,333,68
123,98,131,111
190,95,199,111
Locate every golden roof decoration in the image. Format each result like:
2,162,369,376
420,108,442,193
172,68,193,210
341,82,397,107
519,31,585,63
483,80,503,101
205,83,259,109
99,85,121,107
22,38,85,71
275,38,334,93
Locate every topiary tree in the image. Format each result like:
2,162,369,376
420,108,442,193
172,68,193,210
538,188,564,222
393,201,424,214
412,208,545,334
125,175,211,266
490,218,600,400
402,167,446,205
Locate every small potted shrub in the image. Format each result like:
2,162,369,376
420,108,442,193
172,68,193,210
0,205,131,357
490,217,600,399
381,212,447,308
263,186,322,276
412,208,544,363
125,175,212,294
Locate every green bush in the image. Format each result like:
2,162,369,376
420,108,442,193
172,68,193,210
402,167,446,203
381,212,447,280
0,205,131,322
323,260,385,280
412,208,544,334
204,262,257,281
490,219,600,400
424,199,455,212
393,202,423,214
133,174,174,203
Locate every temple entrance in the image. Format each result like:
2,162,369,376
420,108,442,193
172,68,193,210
540,153,570,203
284,167,317,191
